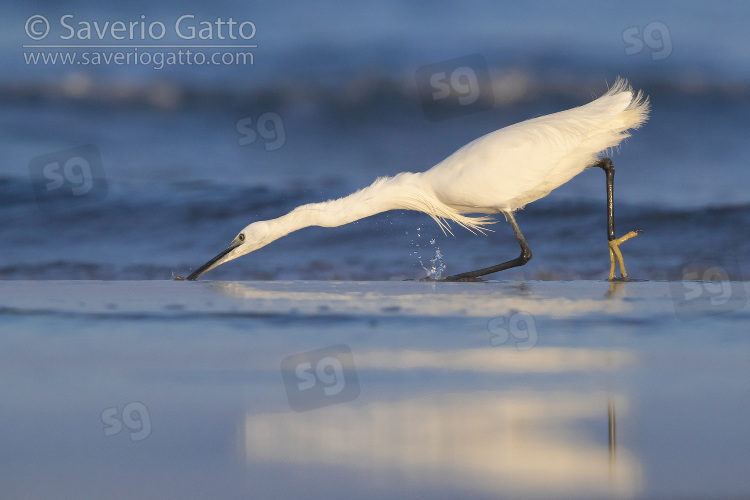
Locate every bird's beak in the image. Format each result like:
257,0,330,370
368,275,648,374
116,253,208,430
186,238,243,281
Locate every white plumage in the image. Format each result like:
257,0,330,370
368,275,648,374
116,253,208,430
184,78,649,281
424,78,648,216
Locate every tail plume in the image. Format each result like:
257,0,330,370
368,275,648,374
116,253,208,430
605,77,650,133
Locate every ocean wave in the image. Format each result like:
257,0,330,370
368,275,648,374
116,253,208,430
3,67,748,114
5,172,749,221
2,174,748,280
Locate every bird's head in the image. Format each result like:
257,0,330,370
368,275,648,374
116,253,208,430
186,221,273,280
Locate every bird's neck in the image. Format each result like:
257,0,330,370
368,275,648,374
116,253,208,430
272,172,424,234
254,171,490,252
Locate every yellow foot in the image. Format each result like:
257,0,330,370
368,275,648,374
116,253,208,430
608,230,642,280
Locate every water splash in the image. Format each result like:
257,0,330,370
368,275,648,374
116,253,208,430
417,239,446,279
424,247,446,279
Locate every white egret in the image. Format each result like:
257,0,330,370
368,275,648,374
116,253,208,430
182,78,649,282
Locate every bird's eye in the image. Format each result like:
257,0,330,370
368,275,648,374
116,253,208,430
238,233,245,242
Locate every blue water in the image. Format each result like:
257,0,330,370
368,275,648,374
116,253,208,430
3,4,750,498
1,280,749,499
1,1,749,280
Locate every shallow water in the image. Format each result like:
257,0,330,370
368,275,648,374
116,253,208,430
2,3,750,497
1,280,748,499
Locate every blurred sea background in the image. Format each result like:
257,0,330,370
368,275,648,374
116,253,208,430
1,0,749,280
3,4,750,499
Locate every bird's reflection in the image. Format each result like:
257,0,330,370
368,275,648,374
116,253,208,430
208,280,633,318
205,281,641,496
606,280,625,299
609,397,617,481
239,346,641,498
241,392,639,498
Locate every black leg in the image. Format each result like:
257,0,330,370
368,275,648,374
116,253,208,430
595,158,616,242
593,157,642,280
443,211,532,281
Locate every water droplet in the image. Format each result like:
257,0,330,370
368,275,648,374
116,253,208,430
419,245,446,279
